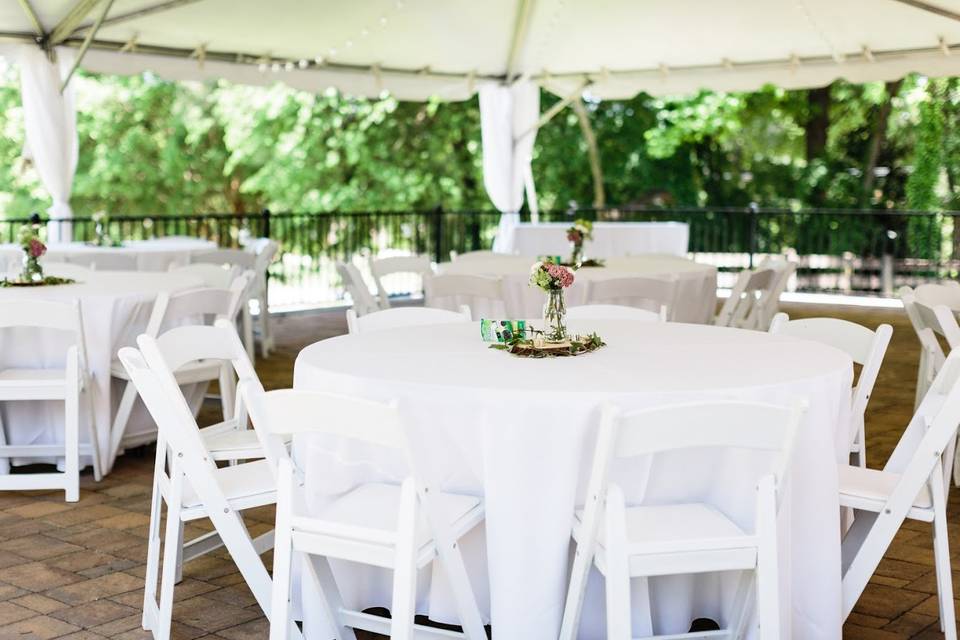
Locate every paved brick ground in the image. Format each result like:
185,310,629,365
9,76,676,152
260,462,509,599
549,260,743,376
0,303,955,639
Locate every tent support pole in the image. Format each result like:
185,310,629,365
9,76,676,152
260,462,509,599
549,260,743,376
70,0,208,37
505,0,535,82
888,0,960,23
50,0,105,45
515,80,588,145
572,97,605,208
61,0,114,91
16,0,45,37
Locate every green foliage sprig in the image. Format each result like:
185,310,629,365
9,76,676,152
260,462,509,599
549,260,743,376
490,331,605,358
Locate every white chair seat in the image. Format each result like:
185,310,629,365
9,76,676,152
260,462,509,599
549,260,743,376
0,368,68,384
313,482,483,566
180,459,276,520
111,358,221,382
202,428,263,457
838,465,934,520
574,503,755,576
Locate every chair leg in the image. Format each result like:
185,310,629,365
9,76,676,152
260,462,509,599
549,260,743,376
604,493,633,640
156,483,184,640
142,445,166,631
269,474,295,640
756,478,781,639
0,408,10,476
307,555,358,640
932,480,957,639
390,483,418,640
64,374,80,503
242,304,255,362
175,520,185,584
559,534,597,640
219,366,236,423
84,387,103,482
107,381,138,472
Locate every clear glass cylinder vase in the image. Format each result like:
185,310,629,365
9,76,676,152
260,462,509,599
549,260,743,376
542,288,567,342
21,254,43,282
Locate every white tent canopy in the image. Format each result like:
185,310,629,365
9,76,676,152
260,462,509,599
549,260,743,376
4,0,960,228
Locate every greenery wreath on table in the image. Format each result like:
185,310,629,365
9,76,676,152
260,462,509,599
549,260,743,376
490,330,606,358
0,276,77,287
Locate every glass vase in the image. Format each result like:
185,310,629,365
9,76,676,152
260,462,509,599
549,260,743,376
570,243,582,266
21,254,43,282
542,288,568,342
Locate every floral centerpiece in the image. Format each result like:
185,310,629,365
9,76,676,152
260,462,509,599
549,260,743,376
18,223,46,282
530,260,575,341
566,219,593,265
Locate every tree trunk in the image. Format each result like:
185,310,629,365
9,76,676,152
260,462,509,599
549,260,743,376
860,80,902,207
805,86,831,162
571,98,605,209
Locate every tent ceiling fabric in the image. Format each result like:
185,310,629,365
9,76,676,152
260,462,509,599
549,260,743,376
3,0,960,99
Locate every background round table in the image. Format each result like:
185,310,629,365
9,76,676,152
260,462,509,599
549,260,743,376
293,320,852,639
0,237,216,272
439,255,717,323
0,271,203,472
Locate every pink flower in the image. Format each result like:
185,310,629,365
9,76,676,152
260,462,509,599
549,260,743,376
28,238,46,258
544,263,574,288
567,229,582,243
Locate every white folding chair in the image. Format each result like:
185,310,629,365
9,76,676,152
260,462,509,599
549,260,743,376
424,273,505,318
769,313,891,467
140,320,266,463
583,276,676,321
715,268,779,330
106,274,250,471
369,255,433,308
192,249,261,357
756,257,796,325
68,253,139,271
336,261,383,315
41,262,94,279
902,283,960,409
242,385,487,640
169,262,242,289
0,300,102,502
839,349,960,638
567,304,664,323
116,347,299,640
560,400,804,640
346,306,472,334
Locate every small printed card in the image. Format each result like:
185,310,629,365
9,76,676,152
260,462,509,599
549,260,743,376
480,319,527,343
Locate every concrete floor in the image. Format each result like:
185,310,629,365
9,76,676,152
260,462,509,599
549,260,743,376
0,301,954,639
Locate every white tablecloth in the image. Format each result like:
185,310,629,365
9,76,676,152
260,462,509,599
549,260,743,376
505,222,689,258
0,237,216,272
0,271,203,471
439,255,717,324
293,321,852,640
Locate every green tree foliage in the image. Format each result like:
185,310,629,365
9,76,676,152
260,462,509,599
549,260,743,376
0,64,952,219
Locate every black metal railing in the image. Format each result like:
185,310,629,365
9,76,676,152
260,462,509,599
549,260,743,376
4,206,959,308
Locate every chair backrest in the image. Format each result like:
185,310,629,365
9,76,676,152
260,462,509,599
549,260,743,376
715,267,778,330
914,301,960,350
369,254,433,305
914,282,960,309
901,285,948,409
169,262,242,289
42,262,94,279
242,385,407,476
346,306,471,335
139,319,258,423
0,300,88,369
192,248,258,270
424,274,505,317
566,304,663,323
144,273,249,337
67,253,138,271
583,276,676,319
842,349,960,617
450,250,505,262
336,261,382,315
769,313,892,443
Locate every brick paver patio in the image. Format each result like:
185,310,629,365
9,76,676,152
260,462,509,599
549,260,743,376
0,302,955,639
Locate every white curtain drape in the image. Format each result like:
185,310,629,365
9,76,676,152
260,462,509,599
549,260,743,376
479,81,539,253
14,45,78,241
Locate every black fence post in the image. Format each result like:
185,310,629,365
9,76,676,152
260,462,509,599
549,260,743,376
747,202,759,268
261,208,271,239
432,206,444,263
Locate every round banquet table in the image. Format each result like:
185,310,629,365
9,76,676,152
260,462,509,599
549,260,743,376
0,271,203,473
0,237,217,272
438,255,717,324
293,320,853,640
